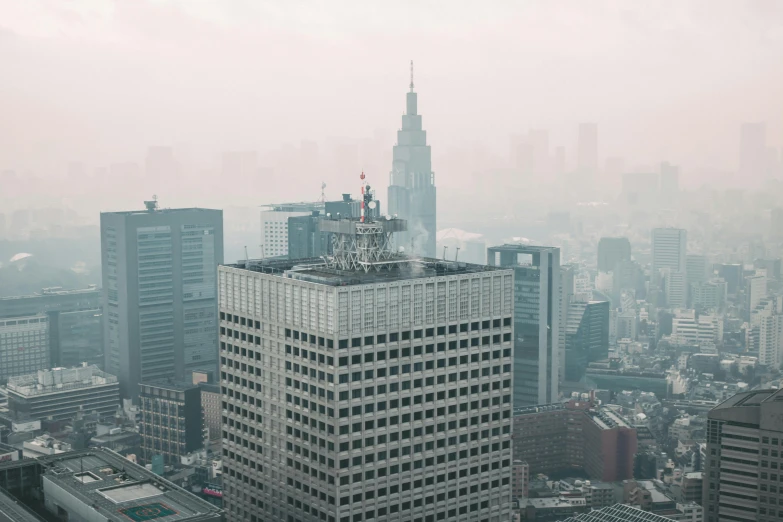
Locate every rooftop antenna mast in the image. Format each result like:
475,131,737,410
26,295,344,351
409,60,414,92
319,182,327,203
442,245,448,260
454,247,460,262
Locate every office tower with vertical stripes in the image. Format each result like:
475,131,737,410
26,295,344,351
100,199,223,399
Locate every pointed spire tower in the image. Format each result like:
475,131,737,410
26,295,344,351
388,61,437,257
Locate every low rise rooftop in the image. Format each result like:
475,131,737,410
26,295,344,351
7,365,117,398
558,503,676,521
40,448,221,522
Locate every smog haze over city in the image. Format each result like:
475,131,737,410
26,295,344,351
3,3,783,522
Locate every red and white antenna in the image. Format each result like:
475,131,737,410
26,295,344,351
360,171,366,223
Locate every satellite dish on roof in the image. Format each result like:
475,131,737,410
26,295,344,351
368,201,377,209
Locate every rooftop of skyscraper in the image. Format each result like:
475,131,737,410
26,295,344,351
226,256,505,287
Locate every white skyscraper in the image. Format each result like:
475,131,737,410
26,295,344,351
652,228,687,308
220,200,514,522
260,202,323,259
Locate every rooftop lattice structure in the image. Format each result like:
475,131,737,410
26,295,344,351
319,218,409,272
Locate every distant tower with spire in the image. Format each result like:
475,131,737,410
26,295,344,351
388,60,437,257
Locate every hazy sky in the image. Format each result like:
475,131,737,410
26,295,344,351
2,0,783,188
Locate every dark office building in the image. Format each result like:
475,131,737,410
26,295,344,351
564,300,610,382
100,200,223,399
288,212,331,259
51,308,103,368
716,263,743,295
139,381,203,465
488,244,560,406
703,388,783,522
597,237,632,273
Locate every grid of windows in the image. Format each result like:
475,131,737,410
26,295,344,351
0,315,50,381
219,264,514,522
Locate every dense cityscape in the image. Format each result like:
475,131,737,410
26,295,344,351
2,3,783,522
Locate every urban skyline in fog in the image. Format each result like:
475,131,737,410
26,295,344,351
2,1,783,220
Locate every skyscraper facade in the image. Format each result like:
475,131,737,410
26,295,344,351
388,64,437,257
220,211,514,522
100,200,223,399
652,228,687,309
563,300,610,383
487,245,560,407
703,388,783,522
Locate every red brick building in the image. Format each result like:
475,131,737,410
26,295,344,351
513,399,637,481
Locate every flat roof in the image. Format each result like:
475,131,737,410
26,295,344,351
711,388,778,412
487,244,559,253
559,503,676,522
0,488,45,522
140,381,200,393
40,449,221,522
225,257,509,287
101,207,220,217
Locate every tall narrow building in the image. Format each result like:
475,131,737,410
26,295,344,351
388,62,437,257
100,199,223,399
219,189,514,522
652,228,687,309
487,244,560,407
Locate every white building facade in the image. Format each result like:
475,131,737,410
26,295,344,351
218,257,515,522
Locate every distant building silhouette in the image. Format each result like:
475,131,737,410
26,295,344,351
597,237,632,273
739,122,767,182
577,123,598,179
388,62,437,257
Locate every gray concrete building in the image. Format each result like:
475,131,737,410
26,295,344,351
220,210,514,522
487,244,560,407
388,63,437,257
100,200,223,399
0,286,102,378
0,314,49,383
7,365,119,422
704,388,783,522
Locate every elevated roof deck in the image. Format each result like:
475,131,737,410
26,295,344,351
226,257,507,287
